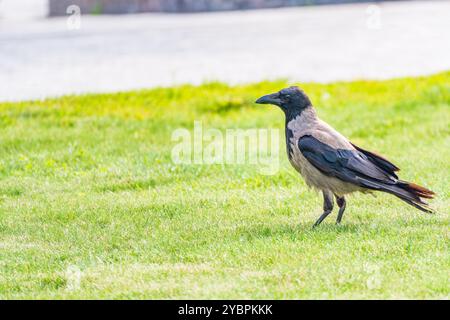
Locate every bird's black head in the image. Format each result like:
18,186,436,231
255,86,312,119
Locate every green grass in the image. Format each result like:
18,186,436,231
0,72,449,299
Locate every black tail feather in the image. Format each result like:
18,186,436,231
381,181,435,213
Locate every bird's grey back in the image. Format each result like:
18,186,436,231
286,106,354,150
285,106,362,195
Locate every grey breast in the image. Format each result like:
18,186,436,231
285,110,362,195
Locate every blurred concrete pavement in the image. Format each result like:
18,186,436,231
0,0,449,102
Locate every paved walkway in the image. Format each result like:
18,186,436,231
0,1,449,101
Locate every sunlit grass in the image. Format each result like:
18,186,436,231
0,72,449,299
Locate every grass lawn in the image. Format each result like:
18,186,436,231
0,72,449,299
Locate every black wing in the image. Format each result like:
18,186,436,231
298,135,434,213
298,135,398,190
351,142,399,177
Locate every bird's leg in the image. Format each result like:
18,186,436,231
313,191,334,228
335,195,347,225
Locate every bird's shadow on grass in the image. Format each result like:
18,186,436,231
238,221,366,242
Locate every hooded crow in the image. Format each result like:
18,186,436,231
256,86,435,227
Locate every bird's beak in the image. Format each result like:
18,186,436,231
255,93,281,106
